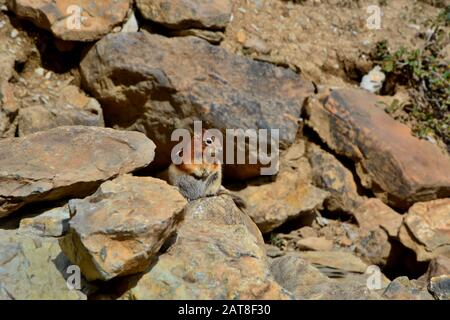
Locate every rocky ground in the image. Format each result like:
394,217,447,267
0,0,449,300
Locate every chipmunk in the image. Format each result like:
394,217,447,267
168,129,246,209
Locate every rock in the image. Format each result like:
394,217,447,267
0,82,18,138
34,67,45,77
296,237,334,251
360,66,385,94
19,205,70,237
305,89,450,209
312,273,385,300
121,196,290,300
59,175,186,281
169,28,224,44
244,36,271,55
298,251,369,274
0,17,32,138
428,275,450,300
425,255,450,280
383,276,434,300
0,126,155,217
235,142,329,233
18,85,104,136
354,227,392,266
9,28,18,38
80,32,314,174
121,12,139,33
306,142,363,213
265,244,284,258
298,226,319,238
136,0,232,30
0,230,86,300
270,254,385,300
399,199,450,261
270,254,330,298
7,0,132,41
353,198,403,237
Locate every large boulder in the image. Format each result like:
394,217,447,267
121,196,290,300
382,277,433,300
60,175,187,281
235,142,329,233
399,199,450,261
270,254,386,300
136,0,232,30
305,89,450,209
18,85,104,136
6,0,132,41
80,32,314,176
0,230,86,300
0,126,155,217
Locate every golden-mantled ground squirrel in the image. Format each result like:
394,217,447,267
168,129,246,209
168,130,222,200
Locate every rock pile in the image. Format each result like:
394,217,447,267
0,0,449,301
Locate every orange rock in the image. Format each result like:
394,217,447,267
0,126,155,217
353,198,403,237
7,0,131,41
60,175,187,281
137,0,232,30
399,199,450,261
121,196,290,300
306,89,450,209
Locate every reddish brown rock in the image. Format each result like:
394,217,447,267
60,175,187,281
136,0,232,30
235,142,328,233
354,227,392,267
121,195,289,300
306,142,364,213
305,89,450,209
7,0,131,41
382,277,433,300
80,32,314,176
353,198,403,237
399,199,450,261
0,126,155,217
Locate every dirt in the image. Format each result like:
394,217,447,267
222,0,443,87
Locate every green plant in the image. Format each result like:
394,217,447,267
372,6,449,150
269,233,284,248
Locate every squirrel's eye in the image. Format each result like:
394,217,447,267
177,149,183,157
205,138,213,145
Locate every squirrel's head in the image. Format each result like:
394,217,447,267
175,129,223,174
